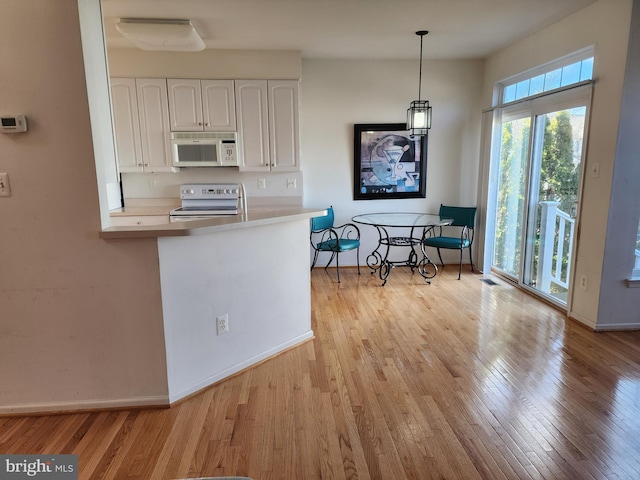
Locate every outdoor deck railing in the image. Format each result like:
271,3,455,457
537,201,575,292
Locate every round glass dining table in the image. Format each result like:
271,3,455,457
352,212,452,286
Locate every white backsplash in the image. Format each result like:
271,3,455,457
121,170,303,206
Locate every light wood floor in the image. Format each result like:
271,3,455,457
2,267,640,479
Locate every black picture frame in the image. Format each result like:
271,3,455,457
353,123,428,200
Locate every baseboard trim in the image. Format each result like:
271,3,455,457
0,332,316,417
593,322,640,331
0,394,170,417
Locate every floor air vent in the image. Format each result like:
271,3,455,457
480,278,499,286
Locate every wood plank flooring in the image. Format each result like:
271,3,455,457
2,267,640,479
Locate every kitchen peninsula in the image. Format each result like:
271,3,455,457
101,207,324,404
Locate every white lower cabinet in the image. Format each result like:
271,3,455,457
110,215,170,226
110,78,175,173
236,80,299,172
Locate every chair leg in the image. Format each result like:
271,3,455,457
469,247,474,272
335,252,341,283
436,248,444,268
324,252,336,270
356,248,361,275
311,250,320,271
458,248,463,280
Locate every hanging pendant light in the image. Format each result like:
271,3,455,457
407,30,432,137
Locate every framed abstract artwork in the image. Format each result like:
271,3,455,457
353,123,428,200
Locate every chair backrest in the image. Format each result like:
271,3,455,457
439,204,477,228
311,206,334,232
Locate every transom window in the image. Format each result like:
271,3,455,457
498,49,594,106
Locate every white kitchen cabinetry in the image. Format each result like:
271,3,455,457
136,78,175,173
110,78,143,171
235,80,299,172
110,78,175,173
268,80,300,172
167,79,236,132
110,215,169,226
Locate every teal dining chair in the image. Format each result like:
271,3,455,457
423,204,477,279
310,207,360,283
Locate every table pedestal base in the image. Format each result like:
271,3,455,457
365,232,438,286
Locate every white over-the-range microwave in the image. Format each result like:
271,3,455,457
170,131,238,167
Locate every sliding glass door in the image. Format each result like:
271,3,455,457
491,88,591,307
493,115,530,278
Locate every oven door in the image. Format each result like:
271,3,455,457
169,208,239,223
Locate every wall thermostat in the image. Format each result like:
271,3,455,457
1,115,28,133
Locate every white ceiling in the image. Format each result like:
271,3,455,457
101,0,597,60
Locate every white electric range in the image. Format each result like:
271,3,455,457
169,183,246,222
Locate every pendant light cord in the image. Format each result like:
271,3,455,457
418,35,423,101
416,30,429,102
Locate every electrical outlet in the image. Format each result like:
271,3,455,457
258,178,266,189
580,275,588,290
0,173,11,197
148,178,157,189
286,178,296,189
216,314,229,335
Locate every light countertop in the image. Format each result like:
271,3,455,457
100,207,326,240
109,206,175,217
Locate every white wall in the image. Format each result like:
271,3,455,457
107,48,302,80
158,219,313,402
481,0,635,329
598,0,640,328
300,58,484,264
0,0,169,413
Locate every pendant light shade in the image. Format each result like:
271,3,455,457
407,100,432,136
407,31,432,137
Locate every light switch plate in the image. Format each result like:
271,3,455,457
0,173,11,197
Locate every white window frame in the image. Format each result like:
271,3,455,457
494,47,595,107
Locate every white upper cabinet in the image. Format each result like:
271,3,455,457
168,79,236,132
167,79,202,131
135,78,176,173
268,80,300,172
202,80,237,131
110,78,143,172
235,79,299,172
235,80,270,171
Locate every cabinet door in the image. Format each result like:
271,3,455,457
268,80,300,172
110,215,169,226
236,80,270,171
110,78,143,172
167,79,203,131
202,80,236,131
136,78,175,172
